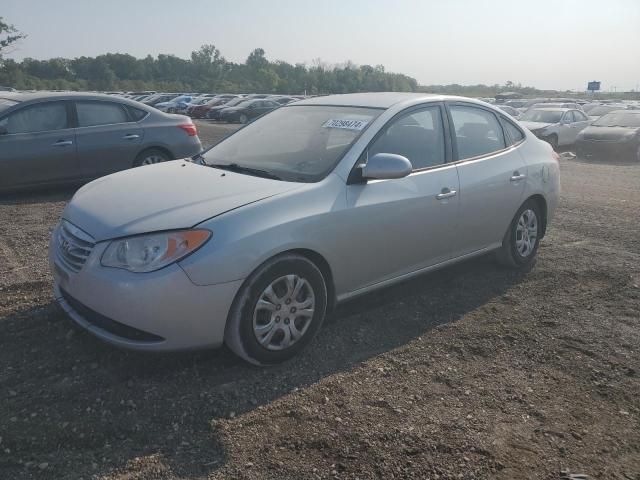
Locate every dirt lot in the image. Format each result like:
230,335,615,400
1,121,639,480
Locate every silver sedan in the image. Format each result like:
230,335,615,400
49,93,560,365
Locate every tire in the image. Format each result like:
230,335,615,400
239,114,248,124
544,134,558,150
133,148,171,167
224,254,328,366
496,199,543,269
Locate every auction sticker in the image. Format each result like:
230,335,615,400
323,119,369,131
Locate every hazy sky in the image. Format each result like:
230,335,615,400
3,0,640,91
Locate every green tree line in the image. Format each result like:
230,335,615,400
0,44,419,94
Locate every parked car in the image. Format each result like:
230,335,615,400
155,95,194,113
189,95,240,118
0,92,202,192
526,102,583,112
575,110,640,162
49,92,559,364
497,105,521,118
519,108,590,148
219,99,281,123
267,96,298,105
205,96,247,120
142,93,180,107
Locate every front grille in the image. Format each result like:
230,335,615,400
60,289,164,342
56,220,95,273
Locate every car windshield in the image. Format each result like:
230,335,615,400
593,112,640,127
520,109,563,123
588,106,617,117
203,105,382,182
0,98,18,114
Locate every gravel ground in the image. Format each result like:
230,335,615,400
0,123,639,480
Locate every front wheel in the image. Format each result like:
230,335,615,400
239,114,248,124
496,200,543,268
224,254,328,365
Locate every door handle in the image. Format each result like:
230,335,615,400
436,188,457,200
52,140,73,147
123,134,140,140
510,172,527,181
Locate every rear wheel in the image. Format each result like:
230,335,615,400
239,113,248,124
225,254,328,365
133,148,170,167
496,199,543,268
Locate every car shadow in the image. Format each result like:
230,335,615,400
0,252,530,478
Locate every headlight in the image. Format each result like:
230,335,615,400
101,230,211,273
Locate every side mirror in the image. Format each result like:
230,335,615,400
361,153,412,180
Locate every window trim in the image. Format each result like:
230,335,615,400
0,100,74,136
443,101,516,164
347,101,453,184
71,99,149,129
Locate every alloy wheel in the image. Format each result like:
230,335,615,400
515,209,538,257
141,154,165,166
252,274,315,351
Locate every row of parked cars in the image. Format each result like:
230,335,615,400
487,98,640,161
111,91,306,124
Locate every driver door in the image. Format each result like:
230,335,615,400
339,104,460,294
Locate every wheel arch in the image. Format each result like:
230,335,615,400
526,193,548,238
262,248,337,312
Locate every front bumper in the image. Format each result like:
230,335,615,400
49,228,243,352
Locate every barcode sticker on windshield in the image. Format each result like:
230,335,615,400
323,119,369,131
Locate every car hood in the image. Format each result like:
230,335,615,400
579,126,640,141
63,161,302,241
520,121,553,131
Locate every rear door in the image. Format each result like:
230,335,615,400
446,102,527,258
0,100,79,190
73,100,144,178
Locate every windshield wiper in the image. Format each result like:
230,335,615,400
191,153,207,165
209,163,282,180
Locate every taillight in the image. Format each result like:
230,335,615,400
178,123,197,136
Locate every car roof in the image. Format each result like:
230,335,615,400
294,92,444,109
0,91,148,105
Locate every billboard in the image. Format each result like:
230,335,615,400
587,81,601,92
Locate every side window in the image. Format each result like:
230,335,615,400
562,111,573,123
126,106,148,121
501,118,525,145
76,102,129,127
574,111,588,122
1,102,68,134
449,105,506,160
368,106,446,170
